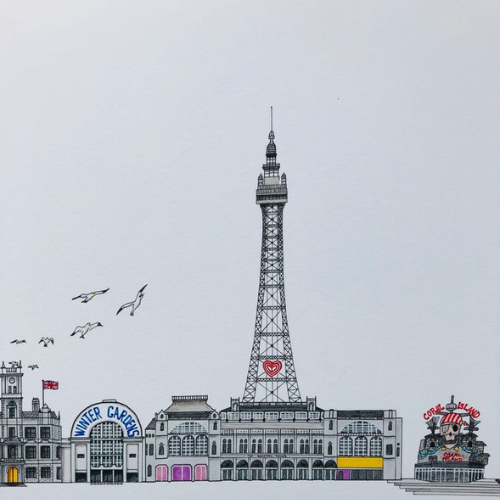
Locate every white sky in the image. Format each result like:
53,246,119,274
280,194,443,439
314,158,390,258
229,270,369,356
1,1,499,498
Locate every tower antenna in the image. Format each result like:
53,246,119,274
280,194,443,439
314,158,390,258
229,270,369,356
270,106,273,131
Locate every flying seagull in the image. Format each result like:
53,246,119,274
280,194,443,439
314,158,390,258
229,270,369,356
72,288,110,303
39,337,55,347
70,322,103,339
28,364,39,370
116,284,147,316
10,339,27,344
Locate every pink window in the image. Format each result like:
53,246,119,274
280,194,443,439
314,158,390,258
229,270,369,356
172,465,191,481
195,464,207,481
156,465,168,482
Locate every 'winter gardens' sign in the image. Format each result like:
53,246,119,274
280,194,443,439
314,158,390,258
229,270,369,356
71,401,142,438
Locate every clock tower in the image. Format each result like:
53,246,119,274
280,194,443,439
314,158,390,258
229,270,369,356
1,361,23,420
1,361,24,448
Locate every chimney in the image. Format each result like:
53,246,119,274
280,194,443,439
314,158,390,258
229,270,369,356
32,398,40,412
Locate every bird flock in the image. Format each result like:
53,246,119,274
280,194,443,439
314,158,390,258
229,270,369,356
8,285,148,369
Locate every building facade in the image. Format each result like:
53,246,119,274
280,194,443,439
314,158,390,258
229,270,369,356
144,395,218,482
0,362,62,485
2,125,405,486
143,126,403,483
62,400,144,484
415,396,489,482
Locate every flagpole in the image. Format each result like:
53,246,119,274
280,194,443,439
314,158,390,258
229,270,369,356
41,380,44,408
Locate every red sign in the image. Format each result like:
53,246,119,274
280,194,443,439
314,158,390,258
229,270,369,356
423,403,445,421
457,402,480,419
263,360,282,377
442,452,464,462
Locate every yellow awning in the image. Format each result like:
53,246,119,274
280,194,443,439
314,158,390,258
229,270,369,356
337,457,383,469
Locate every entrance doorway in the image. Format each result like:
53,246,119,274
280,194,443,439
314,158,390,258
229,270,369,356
7,467,19,484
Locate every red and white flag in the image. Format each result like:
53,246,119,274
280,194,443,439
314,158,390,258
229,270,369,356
43,380,59,390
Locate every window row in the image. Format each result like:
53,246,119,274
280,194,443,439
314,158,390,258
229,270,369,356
26,467,56,479
25,445,60,459
221,438,331,455
167,436,208,456
7,426,52,439
223,412,319,421
339,421,383,435
7,445,61,459
220,459,337,481
338,437,383,456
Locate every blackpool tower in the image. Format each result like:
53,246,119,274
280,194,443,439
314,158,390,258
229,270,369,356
242,119,302,404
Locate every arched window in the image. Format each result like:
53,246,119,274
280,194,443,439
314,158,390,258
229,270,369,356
182,436,195,456
273,439,278,453
339,436,352,456
211,441,217,455
369,437,382,456
324,460,336,480
169,436,181,456
300,439,309,454
160,422,164,431
8,403,16,419
388,421,393,431
327,441,333,455
297,459,309,480
281,460,294,480
313,439,323,454
222,437,232,453
283,439,289,453
195,435,208,455
236,460,248,480
252,439,257,454
267,439,272,453
257,439,263,453
312,460,324,480
266,460,278,480
159,443,165,456
89,422,124,470
239,438,248,453
213,421,218,431
149,443,154,456
289,439,294,453
354,436,368,456
329,420,333,431
147,465,152,477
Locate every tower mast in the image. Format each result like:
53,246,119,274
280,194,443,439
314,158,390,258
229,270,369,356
243,116,301,403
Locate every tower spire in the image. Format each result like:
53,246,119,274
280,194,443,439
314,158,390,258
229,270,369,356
243,123,301,403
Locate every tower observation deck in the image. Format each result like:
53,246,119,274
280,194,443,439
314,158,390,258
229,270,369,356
242,127,302,404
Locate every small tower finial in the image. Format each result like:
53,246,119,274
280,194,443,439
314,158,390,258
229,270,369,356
271,106,273,132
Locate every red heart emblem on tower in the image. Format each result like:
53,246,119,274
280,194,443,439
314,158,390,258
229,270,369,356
263,360,282,377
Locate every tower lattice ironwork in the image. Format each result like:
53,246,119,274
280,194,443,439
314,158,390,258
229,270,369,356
242,126,302,403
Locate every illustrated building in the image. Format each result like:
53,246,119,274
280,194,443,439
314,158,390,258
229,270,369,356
3,124,405,486
143,126,403,483
0,362,62,485
144,395,218,482
415,396,489,482
62,400,144,483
